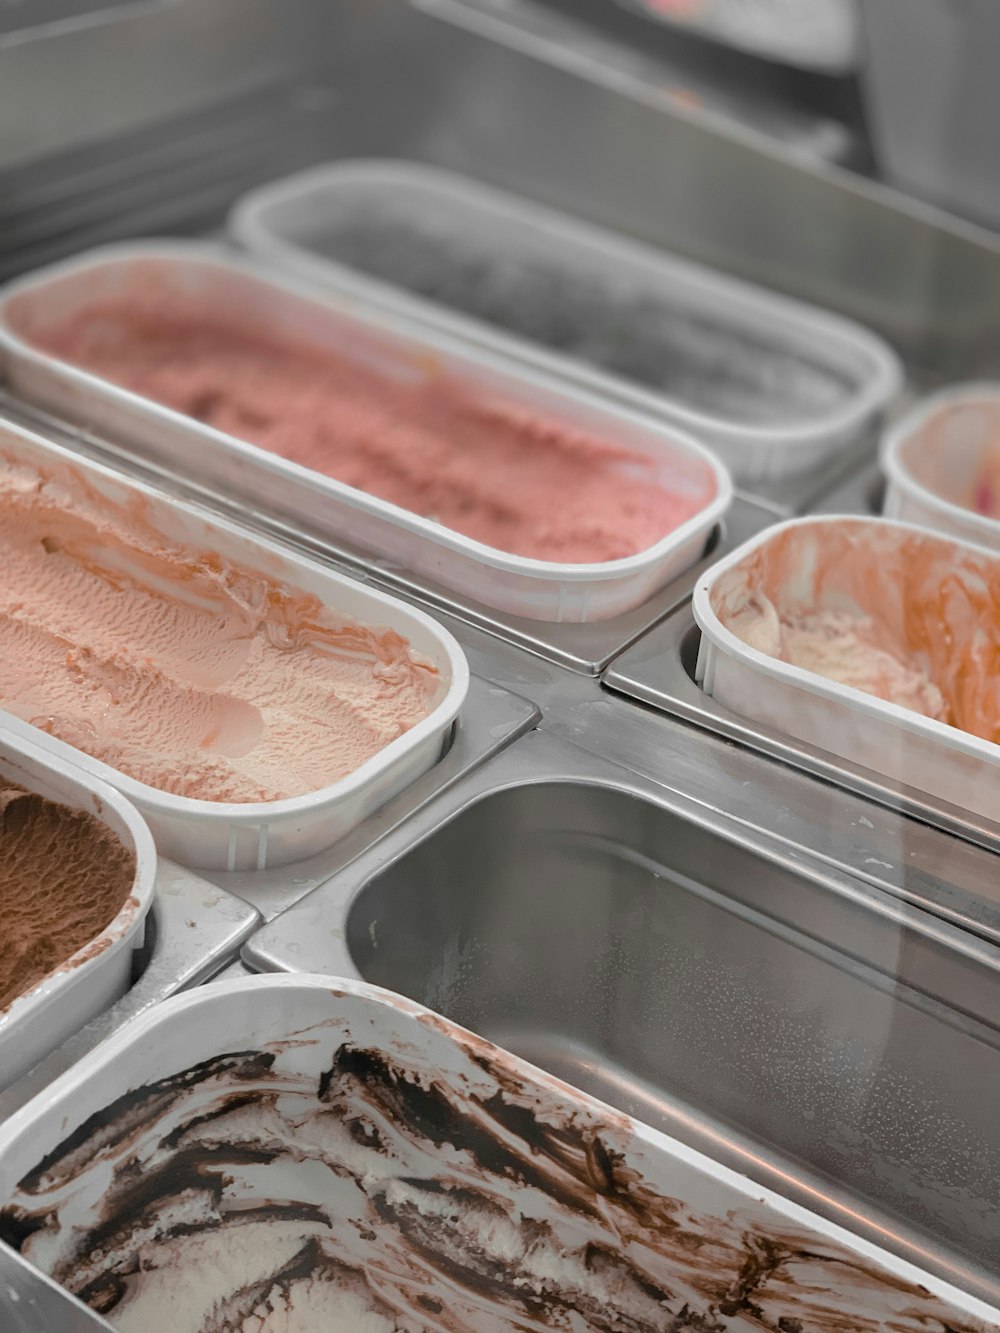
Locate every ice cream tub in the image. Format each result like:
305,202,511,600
0,241,731,624
0,973,995,1332
882,383,1000,550
0,417,469,872
0,728,155,1091
229,159,902,486
693,515,1000,825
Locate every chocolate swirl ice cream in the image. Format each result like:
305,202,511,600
0,994,992,1333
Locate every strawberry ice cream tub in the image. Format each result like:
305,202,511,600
694,515,1000,824
0,241,731,624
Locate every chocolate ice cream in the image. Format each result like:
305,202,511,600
0,781,136,1012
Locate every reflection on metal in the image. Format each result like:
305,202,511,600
0,1242,113,1333
2,0,1000,373
246,729,1000,1305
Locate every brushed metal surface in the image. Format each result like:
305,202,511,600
603,605,1000,877
245,729,1000,1303
0,1243,113,1333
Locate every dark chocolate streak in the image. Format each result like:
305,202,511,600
15,1051,275,1195
1,1040,992,1333
326,1043,626,1220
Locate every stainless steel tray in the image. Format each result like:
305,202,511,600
204,673,539,921
0,1244,114,1333
604,602,1000,863
0,860,259,1122
244,727,1000,1306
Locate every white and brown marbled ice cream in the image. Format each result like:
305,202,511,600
0,982,993,1333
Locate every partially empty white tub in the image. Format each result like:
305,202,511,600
694,515,1000,824
882,382,1000,550
0,728,156,1090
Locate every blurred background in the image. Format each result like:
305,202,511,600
3,0,1000,381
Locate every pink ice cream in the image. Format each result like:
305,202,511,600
25,284,712,565
729,600,947,720
0,452,439,804
711,519,1000,739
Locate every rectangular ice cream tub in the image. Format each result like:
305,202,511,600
882,382,1000,550
0,973,995,1332
693,515,1000,825
0,240,731,624
0,416,468,873
229,159,902,486
0,728,155,1091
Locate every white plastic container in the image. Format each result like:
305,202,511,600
0,729,156,1091
882,383,1000,550
229,159,902,485
0,974,994,1331
0,241,731,624
614,0,861,72
693,515,1000,824
0,418,469,873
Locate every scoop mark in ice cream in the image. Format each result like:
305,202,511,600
0,1029,991,1332
22,272,716,565
0,781,136,1013
0,451,439,803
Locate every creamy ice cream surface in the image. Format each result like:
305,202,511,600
0,450,439,803
0,780,136,1012
22,274,716,565
0,998,992,1333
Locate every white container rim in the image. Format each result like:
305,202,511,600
231,158,904,450
0,727,156,1022
0,971,995,1328
0,239,733,583
692,512,1000,764
881,381,1000,541
0,417,470,823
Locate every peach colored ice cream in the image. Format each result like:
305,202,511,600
0,452,439,804
26,287,712,565
712,519,1000,740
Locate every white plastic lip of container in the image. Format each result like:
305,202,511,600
0,974,994,1331
0,728,156,1092
0,418,470,874
882,382,1000,551
229,159,903,485
611,0,862,73
0,240,732,625
692,514,1000,825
